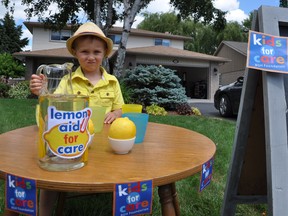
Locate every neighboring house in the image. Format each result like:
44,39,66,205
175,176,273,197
214,41,247,85
14,22,230,101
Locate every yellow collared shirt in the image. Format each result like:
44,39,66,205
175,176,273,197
55,66,124,113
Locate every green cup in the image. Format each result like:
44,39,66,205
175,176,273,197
90,106,106,133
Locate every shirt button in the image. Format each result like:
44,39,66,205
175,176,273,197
88,83,92,86
91,91,94,94
106,93,109,96
77,91,81,95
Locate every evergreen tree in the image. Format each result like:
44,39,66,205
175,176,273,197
280,0,288,7
122,65,187,110
0,12,29,54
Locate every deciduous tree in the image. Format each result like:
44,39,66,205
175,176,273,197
138,12,248,55
138,12,182,35
170,0,226,31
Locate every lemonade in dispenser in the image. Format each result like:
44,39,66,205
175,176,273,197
37,63,92,171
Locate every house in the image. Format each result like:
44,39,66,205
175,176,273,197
14,22,230,101
214,41,247,85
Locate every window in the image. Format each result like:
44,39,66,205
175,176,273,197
108,34,121,44
155,38,170,47
51,30,71,41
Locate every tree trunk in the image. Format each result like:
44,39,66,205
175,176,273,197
112,0,145,78
103,0,114,32
93,0,102,27
93,0,115,73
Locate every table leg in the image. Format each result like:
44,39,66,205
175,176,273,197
55,192,66,216
158,183,180,216
171,183,180,216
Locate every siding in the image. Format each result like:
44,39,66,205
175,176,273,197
217,45,246,85
31,27,184,51
32,27,67,51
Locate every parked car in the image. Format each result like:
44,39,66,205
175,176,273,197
214,77,243,117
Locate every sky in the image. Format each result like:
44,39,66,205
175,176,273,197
0,0,280,51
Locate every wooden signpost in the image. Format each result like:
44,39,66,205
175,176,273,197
221,6,288,216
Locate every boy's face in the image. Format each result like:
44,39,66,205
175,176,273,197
72,37,107,74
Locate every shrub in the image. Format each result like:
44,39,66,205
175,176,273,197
0,82,10,98
176,103,192,115
0,53,25,82
122,65,187,110
119,80,134,104
145,104,167,116
8,81,31,99
192,107,202,116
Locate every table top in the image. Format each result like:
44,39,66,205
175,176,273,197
0,123,216,193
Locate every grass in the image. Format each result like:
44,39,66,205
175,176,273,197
0,98,38,133
0,98,266,215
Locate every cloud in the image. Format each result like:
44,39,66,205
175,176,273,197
115,0,173,28
213,0,248,23
226,9,248,23
143,0,172,14
0,0,28,20
213,0,240,11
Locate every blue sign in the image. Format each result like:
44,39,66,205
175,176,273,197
6,174,37,216
199,158,214,192
113,180,153,216
247,30,288,73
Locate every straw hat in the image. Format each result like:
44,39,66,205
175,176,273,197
66,22,113,57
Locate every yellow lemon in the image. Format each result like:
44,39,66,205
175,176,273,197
88,119,95,134
108,117,136,139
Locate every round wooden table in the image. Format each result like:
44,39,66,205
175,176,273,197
0,122,216,216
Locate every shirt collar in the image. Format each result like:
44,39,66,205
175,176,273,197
71,66,115,84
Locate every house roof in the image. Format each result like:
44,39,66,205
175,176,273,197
214,41,248,56
14,46,230,63
126,46,230,63
109,26,191,41
14,48,73,58
23,22,192,41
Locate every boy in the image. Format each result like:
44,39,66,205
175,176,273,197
30,22,124,124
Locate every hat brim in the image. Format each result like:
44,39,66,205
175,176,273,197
66,32,113,57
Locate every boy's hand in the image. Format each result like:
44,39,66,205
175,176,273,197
104,112,117,124
104,109,122,124
30,74,45,96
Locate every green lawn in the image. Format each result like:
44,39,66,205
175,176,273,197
0,98,266,215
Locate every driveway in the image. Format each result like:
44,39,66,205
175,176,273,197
189,101,237,121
